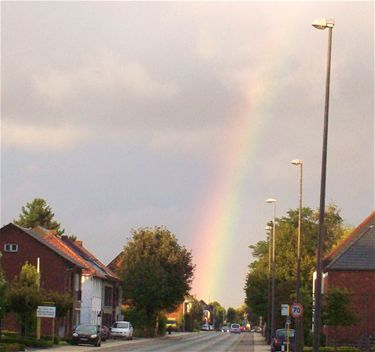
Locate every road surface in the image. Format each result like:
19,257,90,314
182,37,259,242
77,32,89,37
30,331,270,352
103,331,254,351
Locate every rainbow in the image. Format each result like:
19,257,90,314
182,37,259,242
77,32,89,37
191,29,292,306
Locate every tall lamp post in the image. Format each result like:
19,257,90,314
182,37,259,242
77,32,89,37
266,198,277,340
265,225,273,344
311,18,334,352
291,159,303,352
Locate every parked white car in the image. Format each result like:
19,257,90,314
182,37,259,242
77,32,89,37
110,321,133,340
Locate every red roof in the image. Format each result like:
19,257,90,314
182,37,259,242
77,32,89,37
32,226,120,281
61,237,120,281
107,252,124,272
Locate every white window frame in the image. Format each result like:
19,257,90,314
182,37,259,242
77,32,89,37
4,243,18,252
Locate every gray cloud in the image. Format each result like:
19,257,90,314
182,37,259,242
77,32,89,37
1,1,373,307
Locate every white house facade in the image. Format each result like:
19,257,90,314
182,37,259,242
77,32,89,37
60,237,122,328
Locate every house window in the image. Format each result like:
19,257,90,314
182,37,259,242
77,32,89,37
74,273,80,291
4,243,18,252
104,286,113,307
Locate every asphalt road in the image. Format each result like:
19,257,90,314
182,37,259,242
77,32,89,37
104,331,254,352
29,331,269,352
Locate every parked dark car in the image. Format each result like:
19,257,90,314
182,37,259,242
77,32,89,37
72,324,101,347
271,329,295,352
100,325,110,341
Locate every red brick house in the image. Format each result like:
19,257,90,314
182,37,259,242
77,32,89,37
0,223,85,337
322,211,375,346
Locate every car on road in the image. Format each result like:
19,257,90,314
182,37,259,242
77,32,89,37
166,317,178,332
230,323,241,334
110,321,134,340
201,323,213,331
220,325,230,332
72,324,101,347
271,329,295,352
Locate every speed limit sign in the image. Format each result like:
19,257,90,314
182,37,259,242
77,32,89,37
291,303,304,318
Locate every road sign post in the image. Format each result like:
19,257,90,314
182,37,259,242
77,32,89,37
281,304,290,317
291,303,304,319
37,306,56,343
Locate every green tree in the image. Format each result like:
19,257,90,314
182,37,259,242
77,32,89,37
6,263,42,337
14,198,64,235
323,287,357,349
209,301,226,328
226,307,237,323
236,304,250,324
183,297,203,332
117,226,194,336
244,205,349,341
42,290,73,319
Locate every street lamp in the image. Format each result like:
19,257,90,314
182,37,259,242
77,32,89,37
265,225,273,344
312,18,334,352
266,198,277,340
291,159,303,352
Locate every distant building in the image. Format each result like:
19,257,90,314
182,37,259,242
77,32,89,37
322,211,375,346
166,298,194,331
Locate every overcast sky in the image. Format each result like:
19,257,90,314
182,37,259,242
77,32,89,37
1,1,374,309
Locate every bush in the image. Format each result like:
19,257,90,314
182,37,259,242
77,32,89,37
193,320,201,332
1,332,18,338
321,348,360,352
0,343,25,351
158,315,167,336
0,336,53,348
303,331,325,347
303,347,360,352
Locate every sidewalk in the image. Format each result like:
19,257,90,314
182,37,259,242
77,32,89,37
253,332,271,352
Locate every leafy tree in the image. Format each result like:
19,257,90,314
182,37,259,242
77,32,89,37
117,226,195,336
226,307,237,323
244,205,349,341
182,296,203,332
323,287,357,349
209,301,226,328
6,263,42,337
42,290,73,319
236,304,250,324
14,198,64,235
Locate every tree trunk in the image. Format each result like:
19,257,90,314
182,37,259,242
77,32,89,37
333,326,337,352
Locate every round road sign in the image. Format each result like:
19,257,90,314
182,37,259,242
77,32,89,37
291,303,304,318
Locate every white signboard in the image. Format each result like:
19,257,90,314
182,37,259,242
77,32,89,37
281,304,289,316
37,306,56,318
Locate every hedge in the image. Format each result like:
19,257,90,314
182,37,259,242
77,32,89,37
0,336,53,348
304,347,360,352
0,343,25,352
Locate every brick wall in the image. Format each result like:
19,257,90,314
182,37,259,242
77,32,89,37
323,270,375,345
0,224,82,337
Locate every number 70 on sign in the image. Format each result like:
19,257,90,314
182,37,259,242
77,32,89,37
291,303,304,318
